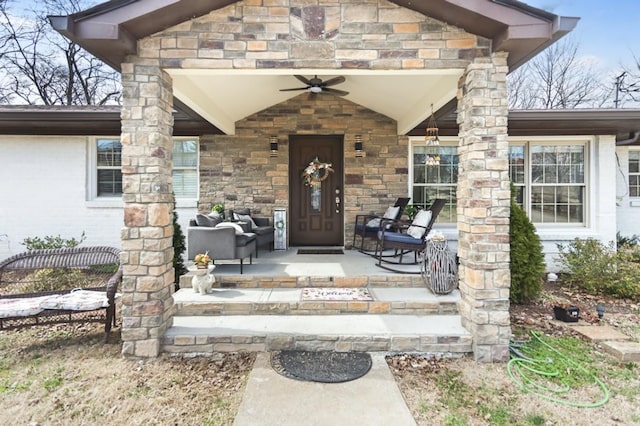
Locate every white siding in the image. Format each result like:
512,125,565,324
0,135,196,260
616,146,640,239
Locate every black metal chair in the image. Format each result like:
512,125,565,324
352,197,411,253
374,199,446,273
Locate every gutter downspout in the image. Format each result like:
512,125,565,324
617,131,640,146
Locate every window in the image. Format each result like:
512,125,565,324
630,151,640,197
96,138,122,196
172,139,199,198
410,137,588,225
92,137,198,199
411,142,458,223
529,144,585,223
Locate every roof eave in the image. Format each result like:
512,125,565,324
50,0,578,71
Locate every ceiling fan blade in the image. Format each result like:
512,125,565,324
293,75,312,85
323,87,349,96
322,76,346,87
280,87,309,92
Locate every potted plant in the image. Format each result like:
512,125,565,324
193,252,212,269
404,205,418,221
211,203,225,219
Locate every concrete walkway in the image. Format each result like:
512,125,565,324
233,352,417,426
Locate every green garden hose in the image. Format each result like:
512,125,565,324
507,331,610,408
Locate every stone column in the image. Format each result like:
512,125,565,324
120,62,176,358
456,52,511,362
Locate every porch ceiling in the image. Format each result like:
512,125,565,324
167,69,462,135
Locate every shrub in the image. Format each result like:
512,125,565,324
556,238,616,294
22,232,86,250
172,193,187,289
509,184,545,304
23,269,92,293
557,238,640,299
617,231,640,249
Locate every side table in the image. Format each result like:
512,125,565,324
420,240,458,294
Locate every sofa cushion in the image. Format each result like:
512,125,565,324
0,296,50,318
236,233,257,247
253,225,275,236
235,208,251,216
215,222,245,235
39,289,120,311
233,212,258,230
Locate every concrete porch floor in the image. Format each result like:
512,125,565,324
207,246,426,277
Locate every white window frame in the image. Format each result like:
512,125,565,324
629,149,640,199
408,136,459,228
409,136,594,230
87,136,199,208
509,136,593,230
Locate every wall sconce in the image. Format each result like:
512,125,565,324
354,134,363,158
269,136,278,157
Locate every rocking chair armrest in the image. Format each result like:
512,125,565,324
354,213,378,223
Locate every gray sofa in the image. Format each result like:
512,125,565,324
187,214,257,274
232,208,275,257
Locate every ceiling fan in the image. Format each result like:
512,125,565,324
280,75,349,96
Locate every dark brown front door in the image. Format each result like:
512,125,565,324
289,135,344,246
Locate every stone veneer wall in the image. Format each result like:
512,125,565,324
119,0,514,360
144,0,489,71
120,63,177,358
456,52,511,362
198,94,403,246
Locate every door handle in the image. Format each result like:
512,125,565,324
335,187,341,214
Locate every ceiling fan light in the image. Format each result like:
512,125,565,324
309,86,322,93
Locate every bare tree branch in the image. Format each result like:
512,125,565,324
0,0,121,105
508,38,613,109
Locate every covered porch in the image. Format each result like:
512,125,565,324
51,0,577,361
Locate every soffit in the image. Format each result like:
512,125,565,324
168,69,462,135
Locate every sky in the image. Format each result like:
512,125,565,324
525,0,640,73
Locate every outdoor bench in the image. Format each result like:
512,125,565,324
0,246,122,342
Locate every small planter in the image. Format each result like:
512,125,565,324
553,305,579,322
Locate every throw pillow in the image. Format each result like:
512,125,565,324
215,222,245,235
384,205,401,220
406,209,432,239
366,206,400,228
195,213,215,227
233,213,258,230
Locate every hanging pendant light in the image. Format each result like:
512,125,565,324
425,104,440,165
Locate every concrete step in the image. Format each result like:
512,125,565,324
162,314,472,355
179,273,427,289
173,287,460,316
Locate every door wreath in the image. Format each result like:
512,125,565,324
302,157,333,187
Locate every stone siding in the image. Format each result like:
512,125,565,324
120,63,177,358
456,52,511,362
198,94,404,246
118,0,512,361
143,0,489,70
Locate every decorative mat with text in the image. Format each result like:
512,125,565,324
301,287,373,301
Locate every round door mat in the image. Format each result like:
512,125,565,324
270,351,372,383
